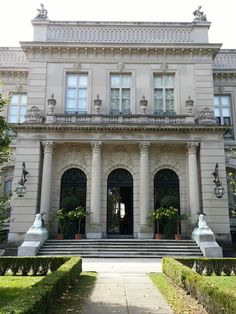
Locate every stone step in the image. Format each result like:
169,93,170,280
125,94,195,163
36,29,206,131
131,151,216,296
38,239,202,257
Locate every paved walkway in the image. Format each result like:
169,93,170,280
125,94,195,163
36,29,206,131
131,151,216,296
81,258,173,314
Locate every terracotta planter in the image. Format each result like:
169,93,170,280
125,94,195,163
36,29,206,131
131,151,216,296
75,234,82,240
155,233,163,240
175,234,182,240
56,234,64,240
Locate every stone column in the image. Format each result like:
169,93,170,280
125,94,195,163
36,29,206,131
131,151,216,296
186,142,200,225
138,142,152,238
40,141,54,223
88,141,102,238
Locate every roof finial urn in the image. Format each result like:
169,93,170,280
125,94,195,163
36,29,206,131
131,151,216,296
48,94,56,114
185,96,194,115
140,96,148,114
94,94,102,114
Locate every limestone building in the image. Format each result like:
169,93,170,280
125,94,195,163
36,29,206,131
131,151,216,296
1,7,236,244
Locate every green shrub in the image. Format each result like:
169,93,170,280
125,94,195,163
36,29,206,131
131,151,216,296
0,257,68,276
163,257,236,314
0,257,82,314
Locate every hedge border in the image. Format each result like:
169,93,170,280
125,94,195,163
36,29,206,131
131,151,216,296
1,257,82,314
0,256,69,276
162,257,236,314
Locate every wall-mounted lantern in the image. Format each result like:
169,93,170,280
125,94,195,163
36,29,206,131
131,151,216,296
212,163,224,198
16,162,29,197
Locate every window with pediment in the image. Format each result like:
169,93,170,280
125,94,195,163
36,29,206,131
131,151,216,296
66,74,88,114
154,74,175,115
110,74,131,114
8,94,27,123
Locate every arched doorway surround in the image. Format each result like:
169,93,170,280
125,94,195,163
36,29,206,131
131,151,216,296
154,169,180,236
60,168,87,238
107,168,133,236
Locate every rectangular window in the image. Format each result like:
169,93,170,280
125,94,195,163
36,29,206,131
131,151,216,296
66,74,88,114
110,74,131,114
154,74,175,115
8,94,27,123
214,95,231,125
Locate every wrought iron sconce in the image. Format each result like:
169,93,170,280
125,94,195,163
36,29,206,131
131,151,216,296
16,162,29,197
212,163,224,198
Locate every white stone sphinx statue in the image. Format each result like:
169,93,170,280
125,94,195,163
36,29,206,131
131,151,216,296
192,213,222,257
18,213,48,256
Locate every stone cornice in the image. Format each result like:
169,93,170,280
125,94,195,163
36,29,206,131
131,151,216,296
14,123,230,133
20,42,221,58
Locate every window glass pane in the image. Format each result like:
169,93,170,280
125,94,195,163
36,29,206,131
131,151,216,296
224,117,231,125
122,75,131,87
214,96,220,106
222,108,230,117
78,75,88,87
78,88,87,98
66,99,76,110
67,75,77,86
19,106,27,123
111,75,121,87
4,180,12,193
221,96,230,106
67,88,76,98
214,107,220,117
21,95,27,105
166,89,174,111
77,99,87,112
111,89,119,99
154,76,163,88
11,94,19,104
165,75,174,87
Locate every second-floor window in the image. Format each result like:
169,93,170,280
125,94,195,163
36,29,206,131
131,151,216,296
66,74,88,114
110,74,131,114
8,94,27,123
214,95,231,125
154,74,175,115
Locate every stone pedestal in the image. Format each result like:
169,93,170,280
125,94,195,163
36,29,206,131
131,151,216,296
18,214,49,256
192,214,223,257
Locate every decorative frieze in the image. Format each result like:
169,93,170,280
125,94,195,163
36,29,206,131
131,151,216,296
25,106,44,124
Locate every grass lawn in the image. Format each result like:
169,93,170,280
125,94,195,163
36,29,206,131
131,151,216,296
50,272,97,314
150,273,207,314
205,276,236,297
0,276,44,308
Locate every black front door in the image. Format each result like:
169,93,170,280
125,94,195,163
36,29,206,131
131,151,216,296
107,169,133,235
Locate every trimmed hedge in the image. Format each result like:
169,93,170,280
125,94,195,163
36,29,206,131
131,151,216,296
162,257,236,314
0,256,68,275
177,257,236,276
0,257,82,314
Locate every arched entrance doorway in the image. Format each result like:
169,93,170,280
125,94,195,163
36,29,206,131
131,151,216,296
60,168,87,238
154,169,180,236
107,169,133,236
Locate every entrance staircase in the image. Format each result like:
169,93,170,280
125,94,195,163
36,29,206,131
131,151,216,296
38,239,202,257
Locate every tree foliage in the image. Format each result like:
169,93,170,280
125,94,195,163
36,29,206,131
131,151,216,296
0,92,12,240
0,93,11,165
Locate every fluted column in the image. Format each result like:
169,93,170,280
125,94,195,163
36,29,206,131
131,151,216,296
186,142,200,225
138,142,152,238
40,141,54,223
88,141,102,238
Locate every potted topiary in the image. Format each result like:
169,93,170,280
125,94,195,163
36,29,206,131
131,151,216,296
67,206,90,240
149,208,165,239
55,208,68,240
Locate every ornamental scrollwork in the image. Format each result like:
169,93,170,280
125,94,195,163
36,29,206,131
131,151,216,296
42,141,54,154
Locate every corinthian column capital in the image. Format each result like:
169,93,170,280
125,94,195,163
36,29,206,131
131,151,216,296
42,141,54,154
186,142,199,155
139,142,150,153
90,141,102,153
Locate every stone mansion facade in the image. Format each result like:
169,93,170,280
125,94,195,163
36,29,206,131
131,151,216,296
1,8,236,244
